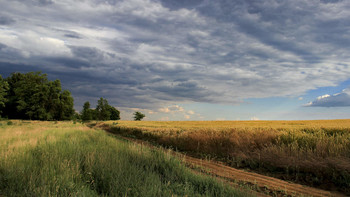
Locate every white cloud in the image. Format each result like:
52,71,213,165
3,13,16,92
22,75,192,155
187,110,195,115
216,118,226,120
305,88,350,107
158,105,184,113
317,94,331,100
159,116,169,121
158,107,170,113
344,88,350,95
0,29,71,57
154,105,198,120
148,110,156,114
250,117,260,120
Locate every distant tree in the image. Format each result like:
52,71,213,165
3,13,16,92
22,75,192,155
133,111,145,121
91,108,98,120
0,75,9,116
81,101,93,121
108,105,120,120
96,97,111,121
81,98,120,121
73,111,81,121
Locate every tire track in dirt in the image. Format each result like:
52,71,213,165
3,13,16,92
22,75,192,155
95,123,345,197
182,155,341,197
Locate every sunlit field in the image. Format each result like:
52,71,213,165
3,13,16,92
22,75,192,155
101,119,350,194
0,120,249,197
113,119,350,130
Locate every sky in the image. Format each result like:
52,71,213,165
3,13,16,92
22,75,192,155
1,0,350,120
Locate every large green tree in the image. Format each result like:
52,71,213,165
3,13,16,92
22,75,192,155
0,75,9,116
96,97,111,121
108,105,120,120
3,72,75,120
4,72,24,119
7,72,49,119
57,90,74,120
81,101,93,121
46,80,62,120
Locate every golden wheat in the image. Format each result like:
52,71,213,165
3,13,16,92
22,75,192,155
102,119,350,193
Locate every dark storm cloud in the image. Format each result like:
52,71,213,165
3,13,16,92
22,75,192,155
320,0,343,3
44,57,90,69
193,1,321,62
64,33,81,39
0,62,40,77
38,0,54,5
1,0,350,111
13,0,54,6
159,0,204,10
0,16,15,25
0,43,26,63
69,46,112,62
149,81,211,101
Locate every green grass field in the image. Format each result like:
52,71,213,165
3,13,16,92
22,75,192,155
0,120,250,197
101,119,350,194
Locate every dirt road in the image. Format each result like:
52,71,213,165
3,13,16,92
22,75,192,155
181,154,339,197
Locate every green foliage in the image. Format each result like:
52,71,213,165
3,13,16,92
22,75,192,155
0,75,9,116
3,72,74,120
57,90,74,120
96,98,111,121
45,80,62,120
82,98,120,121
72,111,80,121
9,72,49,119
81,101,93,121
108,105,120,120
134,111,145,121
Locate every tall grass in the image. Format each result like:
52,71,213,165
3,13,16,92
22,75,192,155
0,121,250,197
101,120,350,194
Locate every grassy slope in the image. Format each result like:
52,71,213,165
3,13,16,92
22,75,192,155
0,120,250,197
102,120,350,194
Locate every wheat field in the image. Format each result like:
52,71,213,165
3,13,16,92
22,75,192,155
102,119,350,194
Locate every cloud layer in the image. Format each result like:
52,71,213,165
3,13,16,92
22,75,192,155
305,88,350,107
1,0,350,112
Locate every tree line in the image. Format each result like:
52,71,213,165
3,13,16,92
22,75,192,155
80,98,120,121
81,99,146,121
0,72,74,120
0,72,145,121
